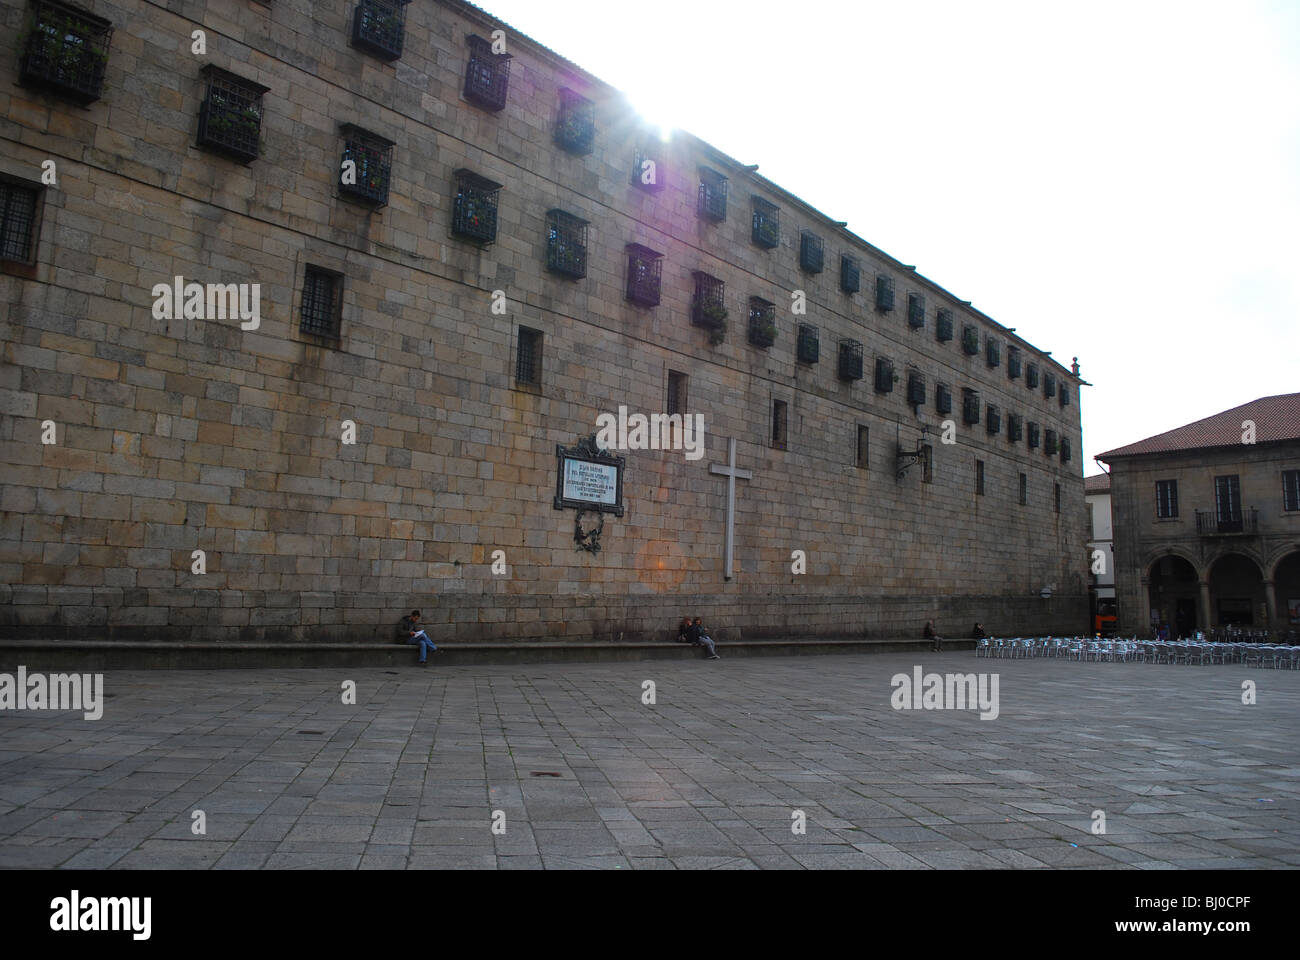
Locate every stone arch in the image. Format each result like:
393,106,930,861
1140,545,1204,581
1271,547,1300,635
1265,542,1300,581
1205,551,1266,628
1145,551,1201,638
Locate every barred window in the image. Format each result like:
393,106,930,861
625,243,663,306
840,255,860,294
874,357,895,394
197,66,269,164
667,370,687,416
986,403,1001,435
338,124,394,207
935,383,952,415
962,388,980,425
1007,414,1023,442
545,209,588,278
350,0,409,61
936,308,953,341
0,180,40,263
698,168,727,222
632,146,663,192
875,275,895,312
1019,472,1028,506
555,87,595,154
1026,362,1040,389
976,459,985,496
1027,421,1041,449
752,198,779,248
986,337,1001,368
300,266,342,339
19,0,113,104
515,326,542,386
799,231,823,272
907,293,925,328
451,170,502,244
1054,483,1061,514
464,34,511,111
1007,346,1022,379
856,424,869,469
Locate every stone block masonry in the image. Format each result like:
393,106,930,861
0,0,1088,645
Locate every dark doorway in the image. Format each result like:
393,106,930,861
1175,598,1197,638
1218,598,1253,626
1148,554,1199,634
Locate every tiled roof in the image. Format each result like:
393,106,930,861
1098,393,1300,460
1083,473,1111,494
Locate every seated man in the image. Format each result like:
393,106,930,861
676,616,694,643
689,616,720,660
398,609,437,666
970,622,987,640
924,619,943,652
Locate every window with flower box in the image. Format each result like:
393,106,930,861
875,275,895,312
554,88,595,154
451,170,502,244
936,308,953,342
691,272,727,344
350,0,409,62
463,34,511,111
874,357,895,394
625,243,663,306
698,168,727,222
196,66,269,164
338,124,394,207
799,231,823,273
935,382,952,415
752,197,779,248
840,255,859,293
545,209,588,279
748,297,777,347
838,339,863,381
797,323,819,363
18,0,112,105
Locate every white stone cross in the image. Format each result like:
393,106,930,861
708,437,753,580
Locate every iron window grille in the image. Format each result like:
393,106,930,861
799,231,823,273
935,308,956,343
976,459,985,496
935,383,952,415
875,275,895,312
1055,483,1061,514
698,168,727,222
986,404,1001,435
691,272,727,344
840,255,860,293
351,0,409,61
1027,422,1040,449
18,0,112,104
555,88,595,154
1060,385,1070,407
986,337,1001,367
838,339,864,381
1007,414,1023,442
856,425,869,469
772,399,788,450
907,293,925,328
1282,470,1300,512
906,370,925,407
962,388,980,425
451,169,502,244
197,66,269,164
1045,429,1058,456
515,326,542,386
1060,438,1071,463
1019,473,1028,505
631,147,663,192
797,323,819,363
338,124,394,207
300,266,342,339
545,209,588,279
1007,346,1022,379
667,370,687,415
463,34,510,111
1044,373,1056,398
625,243,663,306
748,298,777,347
0,180,41,263
1026,362,1040,389
874,357,895,394
752,198,779,248
961,324,979,355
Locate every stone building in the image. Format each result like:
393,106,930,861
0,0,1087,644
1098,394,1300,637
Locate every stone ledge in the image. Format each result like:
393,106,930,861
0,637,975,671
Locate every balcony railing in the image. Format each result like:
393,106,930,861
1195,508,1258,535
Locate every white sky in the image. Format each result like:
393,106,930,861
479,0,1300,473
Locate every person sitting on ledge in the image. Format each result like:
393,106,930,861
970,622,987,640
676,617,694,643
924,619,943,652
399,609,438,666
690,616,720,660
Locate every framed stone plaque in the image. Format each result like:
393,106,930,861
554,435,625,516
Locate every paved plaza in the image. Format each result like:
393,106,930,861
1,652,1297,870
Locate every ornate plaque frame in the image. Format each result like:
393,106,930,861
554,434,625,517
